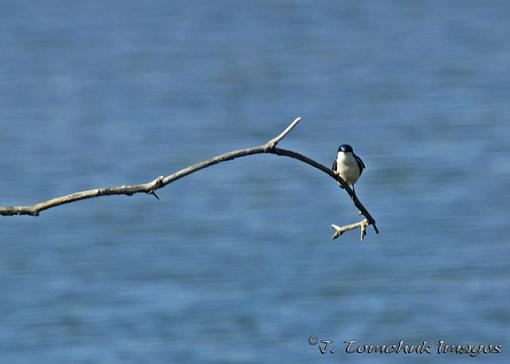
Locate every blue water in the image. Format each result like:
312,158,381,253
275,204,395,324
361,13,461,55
1,1,509,363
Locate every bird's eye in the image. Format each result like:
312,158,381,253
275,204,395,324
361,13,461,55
339,144,352,153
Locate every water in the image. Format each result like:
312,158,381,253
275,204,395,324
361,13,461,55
0,1,509,363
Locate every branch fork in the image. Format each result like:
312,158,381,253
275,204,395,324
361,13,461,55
0,116,378,241
331,220,369,241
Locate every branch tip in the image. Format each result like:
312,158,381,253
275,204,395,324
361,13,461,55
373,224,379,234
360,223,367,242
149,191,160,200
265,116,302,150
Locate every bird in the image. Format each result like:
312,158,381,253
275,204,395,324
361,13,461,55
332,144,365,197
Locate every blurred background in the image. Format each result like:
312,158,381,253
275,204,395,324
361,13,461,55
0,0,509,363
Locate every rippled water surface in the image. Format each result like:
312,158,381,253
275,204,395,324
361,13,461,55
1,1,509,363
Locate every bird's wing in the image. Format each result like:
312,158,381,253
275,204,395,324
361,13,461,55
354,154,365,176
332,159,344,189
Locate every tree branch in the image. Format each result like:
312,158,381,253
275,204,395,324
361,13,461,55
331,220,369,241
0,117,378,240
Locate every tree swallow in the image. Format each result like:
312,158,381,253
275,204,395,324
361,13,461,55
332,144,365,196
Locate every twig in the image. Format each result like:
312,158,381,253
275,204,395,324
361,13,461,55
331,220,368,241
0,117,378,240
265,116,302,149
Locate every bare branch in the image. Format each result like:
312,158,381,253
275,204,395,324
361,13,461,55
331,220,368,241
265,116,301,149
0,117,378,240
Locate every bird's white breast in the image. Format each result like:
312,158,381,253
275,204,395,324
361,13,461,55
336,152,360,185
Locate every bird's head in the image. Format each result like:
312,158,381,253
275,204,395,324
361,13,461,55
338,144,353,153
